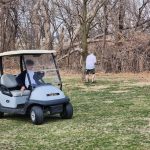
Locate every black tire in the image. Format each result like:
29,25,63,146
61,103,73,119
30,106,44,125
0,112,4,118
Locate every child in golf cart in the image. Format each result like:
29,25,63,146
16,59,44,92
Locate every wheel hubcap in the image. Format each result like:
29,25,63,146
31,111,35,121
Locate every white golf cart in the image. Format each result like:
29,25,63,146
0,50,73,125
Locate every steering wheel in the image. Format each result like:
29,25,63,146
33,71,45,84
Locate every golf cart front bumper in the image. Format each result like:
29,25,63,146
27,97,70,115
28,96,70,106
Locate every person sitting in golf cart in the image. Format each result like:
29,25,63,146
16,59,36,91
16,59,44,90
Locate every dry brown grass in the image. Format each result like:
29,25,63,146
61,71,150,82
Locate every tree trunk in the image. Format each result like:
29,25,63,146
116,0,125,45
103,2,108,49
80,0,88,80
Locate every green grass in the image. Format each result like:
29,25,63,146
0,75,150,150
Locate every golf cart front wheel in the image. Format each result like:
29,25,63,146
30,106,44,125
61,103,73,119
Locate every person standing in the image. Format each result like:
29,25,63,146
85,51,97,83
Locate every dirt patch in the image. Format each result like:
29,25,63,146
79,85,109,92
128,82,150,87
110,90,129,94
103,100,114,104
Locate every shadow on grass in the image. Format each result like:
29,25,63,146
3,114,72,125
44,114,74,124
44,115,62,124
3,114,31,123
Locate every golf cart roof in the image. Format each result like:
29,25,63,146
0,50,56,57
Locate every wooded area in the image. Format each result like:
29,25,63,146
0,0,150,73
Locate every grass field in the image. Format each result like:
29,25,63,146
0,73,150,150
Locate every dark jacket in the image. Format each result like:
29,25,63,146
16,70,27,88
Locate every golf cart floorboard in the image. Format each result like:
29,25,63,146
0,106,26,115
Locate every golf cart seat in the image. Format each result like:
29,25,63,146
1,74,30,97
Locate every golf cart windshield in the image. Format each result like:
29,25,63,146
23,54,61,88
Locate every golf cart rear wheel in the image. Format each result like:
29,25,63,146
61,103,73,119
30,106,44,125
0,112,4,118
